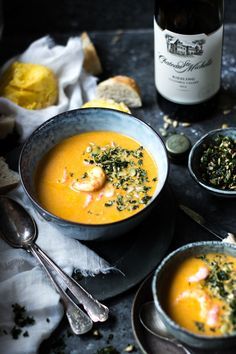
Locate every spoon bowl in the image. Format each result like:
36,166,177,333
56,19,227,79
0,195,109,332
139,301,194,354
0,195,37,248
139,301,173,340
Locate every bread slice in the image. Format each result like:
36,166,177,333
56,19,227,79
0,157,20,193
0,115,15,139
81,98,131,114
96,75,142,108
81,32,102,76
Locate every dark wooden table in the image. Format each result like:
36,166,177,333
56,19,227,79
1,24,236,354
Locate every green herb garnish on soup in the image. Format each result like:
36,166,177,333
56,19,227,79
35,131,158,224
165,253,236,336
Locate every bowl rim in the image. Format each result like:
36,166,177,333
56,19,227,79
152,240,236,341
19,107,169,228
188,127,236,196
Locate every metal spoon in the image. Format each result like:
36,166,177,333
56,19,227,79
30,245,93,335
0,195,92,334
0,196,108,332
139,301,194,354
33,241,109,322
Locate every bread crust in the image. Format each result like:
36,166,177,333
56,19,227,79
0,157,20,193
109,76,141,96
81,32,102,76
0,115,15,139
96,75,142,107
81,98,131,113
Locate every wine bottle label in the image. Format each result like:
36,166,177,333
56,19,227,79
154,20,223,104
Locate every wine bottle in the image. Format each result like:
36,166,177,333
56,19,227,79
154,0,224,121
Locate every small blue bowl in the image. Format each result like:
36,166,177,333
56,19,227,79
188,128,236,198
152,241,236,350
19,108,169,241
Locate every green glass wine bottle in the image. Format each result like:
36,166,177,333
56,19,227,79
154,0,224,121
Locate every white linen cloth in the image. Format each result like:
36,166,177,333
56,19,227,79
0,36,111,354
0,35,97,141
0,187,111,354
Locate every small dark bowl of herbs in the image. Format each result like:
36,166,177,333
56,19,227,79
188,128,236,197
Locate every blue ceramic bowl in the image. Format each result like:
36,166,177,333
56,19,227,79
152,241,236,350
188,128,236,198
19,108,169,241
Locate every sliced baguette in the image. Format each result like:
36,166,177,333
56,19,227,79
81,32,102,76
0,157,20,193
96,75,142,108
81,98,131,114
0,115,15,139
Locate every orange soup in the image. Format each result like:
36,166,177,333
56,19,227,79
165,253,236,336
35,131,158,224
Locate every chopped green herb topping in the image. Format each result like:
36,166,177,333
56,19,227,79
194,321,205,332
82,172,88,179
200,135,236,190
11,326,22,340
12,303,35,327
196,254,236,334
23,331,29,337
4,303,37,340
82,143,157,212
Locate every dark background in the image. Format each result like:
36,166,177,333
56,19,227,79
1,1,236,354
2,0,236,37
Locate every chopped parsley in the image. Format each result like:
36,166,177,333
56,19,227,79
12,303,35,327
2,303,37,340
82,172,88,179
23,331,29,337
197,254,236,334
200,135,236,190
82,143,157,212
11,326,22,340
194,321,205,332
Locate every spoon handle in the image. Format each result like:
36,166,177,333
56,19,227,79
29,245,93,335
34,243,109,323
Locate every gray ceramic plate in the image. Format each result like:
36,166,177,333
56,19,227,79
7,141,175,301
6,142,177,301
77,186,176,300
132,265,236,354
132,274,183,354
